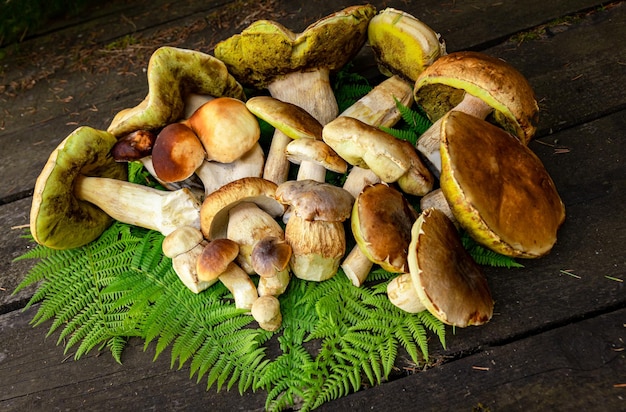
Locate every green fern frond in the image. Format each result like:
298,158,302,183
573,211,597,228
380,126,419,145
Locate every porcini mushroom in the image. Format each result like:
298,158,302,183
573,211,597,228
413,51,539,173
200,177,286,240
276,180,354,281
108,46,244,137
387,208,494,327
342,183,419,287
251,295,282,331
196,238,258,309
214,5,376,184
151,123,206,184
162,226,212,294
30,126,201,250
439,111,565,258
185,97,261,164
252,236,292,297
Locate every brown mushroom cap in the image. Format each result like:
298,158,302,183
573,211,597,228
440,111,565,258
196,238,240,282
352,183,419,273
152,123,206,183
414,51,539,144
30,126,128,249
251,236,292,278
111,130,156,161
408,208,494,327
275,180,354,222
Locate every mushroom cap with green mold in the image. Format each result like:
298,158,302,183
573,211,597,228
213,5,376,89
30,126,128,249
414,51,539,144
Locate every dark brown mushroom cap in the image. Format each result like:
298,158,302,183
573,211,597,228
152,123,206,183
213,5,376,88
30,126,128,249
111,130,156,161
245,96,323,140
408,208,494,327
414,51,539,144
440,111,566,258
275,180,354,222
352,183,419,273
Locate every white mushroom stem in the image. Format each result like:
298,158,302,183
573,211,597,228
219,262,259,310
74,175,201,235
263,69,339,184
420,189,458,227
417,92,493,173
387,273,426,313
258,268,291,297
195,143,265,196
341,245,376,287
342,167,381,198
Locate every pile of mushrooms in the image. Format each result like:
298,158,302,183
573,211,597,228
29,6,565,331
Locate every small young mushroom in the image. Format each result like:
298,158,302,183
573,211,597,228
413,51,539,173
439,111,566,258
184,97,261,164
252,236,292,297
108,46,244,137
151,123,206,184
276,180,354,281
162,226,212,294
284,138,347,181
196,238,258,310
388,207,494,327
30,126,201,250
251,295,282,331
342,183,419,287
226,202,285,274
215,5,375,184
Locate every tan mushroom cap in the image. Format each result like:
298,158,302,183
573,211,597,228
246,96,323,141
162,225,205,258
275,180,354,222
196,238,240,282
414,51,539,144
152,123,206,183
408,208,494,327
322,116,411,182
30,126,128,250
213,5,376,88
440,111,565,258
186,97,260,163
200,177,286,240
285,138,347,174
352,184,418,273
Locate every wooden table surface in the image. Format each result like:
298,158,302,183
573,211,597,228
1,0,624,410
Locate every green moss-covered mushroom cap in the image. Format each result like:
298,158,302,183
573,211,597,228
439,111,566,258
214,5,376,88
108,46,245,137
414,51,539,144
30,126,128,249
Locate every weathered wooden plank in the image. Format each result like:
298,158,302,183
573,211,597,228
0,0,611,200
317,307,626,411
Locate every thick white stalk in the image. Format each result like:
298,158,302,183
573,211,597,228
75,176,201,235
